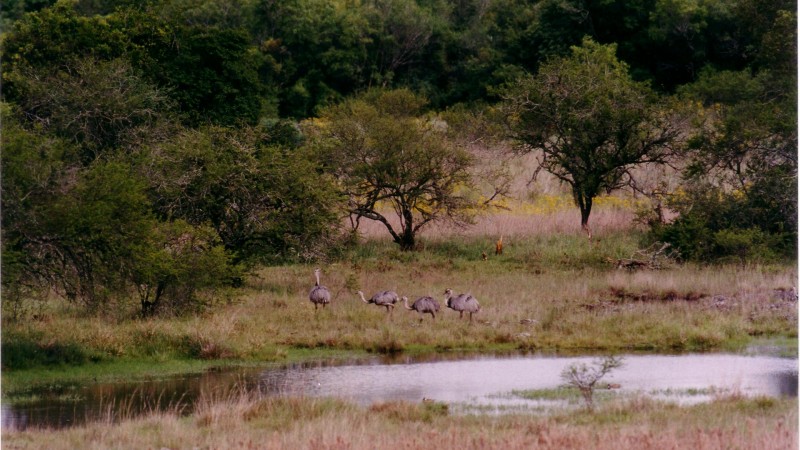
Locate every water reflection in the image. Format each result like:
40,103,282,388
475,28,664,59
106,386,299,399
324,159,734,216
3,352,797,430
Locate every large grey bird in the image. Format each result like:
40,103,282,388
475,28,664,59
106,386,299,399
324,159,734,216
357,290,399,314
402,296,440,323
444,288,481,323
309,268,331,311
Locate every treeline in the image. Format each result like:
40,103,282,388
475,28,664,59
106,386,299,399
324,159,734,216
2,0,793,116
1,0,796,316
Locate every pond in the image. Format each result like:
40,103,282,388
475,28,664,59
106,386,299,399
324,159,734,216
3,352,797,431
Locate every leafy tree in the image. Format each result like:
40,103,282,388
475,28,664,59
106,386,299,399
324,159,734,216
252,0,372,118
0,2,129,72
364,0,442,88
0,0,56,29
2,154,156,309
139,24,266,126
5,56,172,164
308,88,476,250
143,125,343,263
1,105,237,315
2,2,269,127
130,220,235,317
502,38,681,238
1,105,74,306
655,63,797,261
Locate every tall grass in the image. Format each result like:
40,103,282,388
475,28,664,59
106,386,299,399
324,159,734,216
4,392,796,449
4,233,795,391
354,195,645,241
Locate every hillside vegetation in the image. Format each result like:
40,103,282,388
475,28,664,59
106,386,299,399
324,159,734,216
1,0,796,372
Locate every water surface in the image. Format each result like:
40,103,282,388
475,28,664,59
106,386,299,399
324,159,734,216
3,352,796,430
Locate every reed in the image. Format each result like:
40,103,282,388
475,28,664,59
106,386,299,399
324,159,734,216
3,393,795,449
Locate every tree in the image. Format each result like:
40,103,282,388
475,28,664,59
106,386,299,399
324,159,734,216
502,38,681,238
251,0,373,118
561,355,624,410
5,56,172,164
655,64,797,261
143,125,343,264
308,88,476,251
139,24,266,126
1,105,238,316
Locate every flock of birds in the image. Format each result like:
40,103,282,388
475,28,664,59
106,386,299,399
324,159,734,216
309,268,481,323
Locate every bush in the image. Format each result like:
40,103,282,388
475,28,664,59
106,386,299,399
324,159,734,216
1,337,100,370
651,184,795,262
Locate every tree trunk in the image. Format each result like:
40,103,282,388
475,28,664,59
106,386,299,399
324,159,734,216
397,206,416,251
577,194,593,240
141,282,165,317
397,226,416,251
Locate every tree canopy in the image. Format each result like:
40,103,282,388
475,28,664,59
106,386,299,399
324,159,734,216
502,38,683,238
0,0,795,314
308,89,476,250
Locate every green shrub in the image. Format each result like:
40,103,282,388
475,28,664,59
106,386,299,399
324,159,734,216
1,338,99,370
651,183,795,262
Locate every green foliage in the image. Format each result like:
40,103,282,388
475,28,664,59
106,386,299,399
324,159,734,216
141,24,266,126
144,125,343,264
1,336,98,370
1,2,129,72
130,220,237,316
5,57,172,163
657,62,797,263
310,88,476,250
502,38,680,237
0,0,55,29
252,0,374,118
652,184,794,262
2,106,240,315
2,2,270,127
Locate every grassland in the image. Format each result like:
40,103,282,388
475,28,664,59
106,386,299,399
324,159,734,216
3,391,796,449
2,197,797,448
3,228,796,394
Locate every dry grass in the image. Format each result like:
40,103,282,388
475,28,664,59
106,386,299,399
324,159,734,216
4,392,796,449
355,202,643,240
5,249,794,377
352,149,679,241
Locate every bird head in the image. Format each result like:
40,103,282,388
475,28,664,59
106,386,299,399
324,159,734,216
444,288,452,295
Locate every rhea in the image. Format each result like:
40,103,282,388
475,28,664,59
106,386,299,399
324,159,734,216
444,288,481,323
402,296,440,323
358,290,399,314
309,268,331,310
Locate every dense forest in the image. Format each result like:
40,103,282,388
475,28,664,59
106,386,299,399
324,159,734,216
1,0,796,316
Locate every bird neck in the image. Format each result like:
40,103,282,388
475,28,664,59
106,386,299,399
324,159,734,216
359,292,368,303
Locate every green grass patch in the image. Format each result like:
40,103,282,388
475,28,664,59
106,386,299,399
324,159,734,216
511,387,581,401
